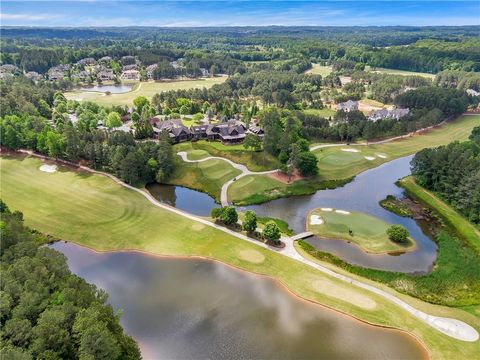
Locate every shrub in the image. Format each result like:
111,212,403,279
263,221,281,243
386,224,409,243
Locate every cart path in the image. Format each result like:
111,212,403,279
16,149,480,342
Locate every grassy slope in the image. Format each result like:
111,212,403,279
229,115,479,204
399,176,480,254
64,77,227,106
306,64,333,76
1,155,479,359
307,209,415,254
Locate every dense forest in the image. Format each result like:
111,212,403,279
0,201,141,359
411,128,480,224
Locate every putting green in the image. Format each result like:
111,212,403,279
307,208,415,254
2,155,480,359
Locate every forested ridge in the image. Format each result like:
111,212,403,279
0,201,141,359
411,128,480,225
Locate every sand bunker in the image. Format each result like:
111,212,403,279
376,153,388,159
310,215,324,225
191,223,205,231
39,164,57,173
335,210,351,215
341,148,360,153
321,208,333,212
364,156,375,161
312,279,377,310
238,249,265,264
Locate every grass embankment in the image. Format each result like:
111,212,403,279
167,153,241,201
307,208,415,254
64,77,227,106
298,176,480,308
229,115,479,205
380,195,413,217
1,155,480,359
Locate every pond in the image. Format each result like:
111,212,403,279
51,242,427,360
77,84,133,93
148,155,438,273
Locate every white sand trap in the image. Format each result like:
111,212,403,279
321,207,333,212
310,215,324,225
39,164,57,173
335,210,351,215
341,148,360,153
364,156,375,161
376,153,388,159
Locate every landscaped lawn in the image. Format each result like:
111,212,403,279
229,115,479,204
168,153,242,201
365,66,436,79
303,108,337,118
306,64,333,77
307,208,415,254
64,76,227,106
1,154,479,360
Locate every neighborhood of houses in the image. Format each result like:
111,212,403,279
336,99,411,121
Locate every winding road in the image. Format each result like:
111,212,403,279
19,149,480,342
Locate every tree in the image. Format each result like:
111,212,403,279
262,221,281,243
45,131,64,158
211,207,222,220
386,225,409,243
296,152,318,176
105,112,122,128
243,134,262,152
243,210,257,233
220,206,238,225
469,126,480,145
133,96,149,114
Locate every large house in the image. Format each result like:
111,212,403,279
121,69,140,80
368,108,410,122
152,119,249,144
336,100,358,112
146,64,158,79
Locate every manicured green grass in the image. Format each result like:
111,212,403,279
1,155,479,360
168,155,241,201
314,115,480,180
307,208,415,254
64,77,227,106
306,64,333,77
303,108,337,118
228,115,479,205
365,66,436,79
400,176,480,254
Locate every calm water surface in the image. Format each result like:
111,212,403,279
79,84,132,93
51,242,427,360
148,156,438,273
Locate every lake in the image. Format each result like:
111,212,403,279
78,84,133,93
51,242,427,360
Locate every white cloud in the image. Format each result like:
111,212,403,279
0,12,57,21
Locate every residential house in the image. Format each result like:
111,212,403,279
146,64,158,79
121,69,140,81
77,58,97,66
248,125,265,137
99,56,112,63
25,71,43,82
122,64,138,71
0,64,19,74
48,65,69,81
97,68,115,81
368,108,410,122
336,100,358,112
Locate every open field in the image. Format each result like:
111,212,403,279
228,114,479,204
1,155,479,359
399,176,480,254
64,77,227,106
307,208,415,254
365,66,436,79
306,64,333,77
303,108,337,118
168,153,242,201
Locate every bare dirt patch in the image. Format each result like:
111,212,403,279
311,278,377,310
267,169,304,184
238,249,265,264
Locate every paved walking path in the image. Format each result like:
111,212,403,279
17,149,479,342
177,151,277,206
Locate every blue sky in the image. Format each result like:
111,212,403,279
1,1,479,27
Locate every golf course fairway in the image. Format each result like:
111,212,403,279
307,208,415,254
1,155,480,359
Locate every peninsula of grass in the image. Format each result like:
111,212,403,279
64,77,227,106
307,208,415,254
167,154,241,201
1,155,480,360
380,195,414,217
229,115,479,205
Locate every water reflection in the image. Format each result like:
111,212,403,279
52,242,427,360
79,84,133,93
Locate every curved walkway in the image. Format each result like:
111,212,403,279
17,149,479,342
177,151,277,206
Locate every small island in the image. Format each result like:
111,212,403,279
307,208,416,254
